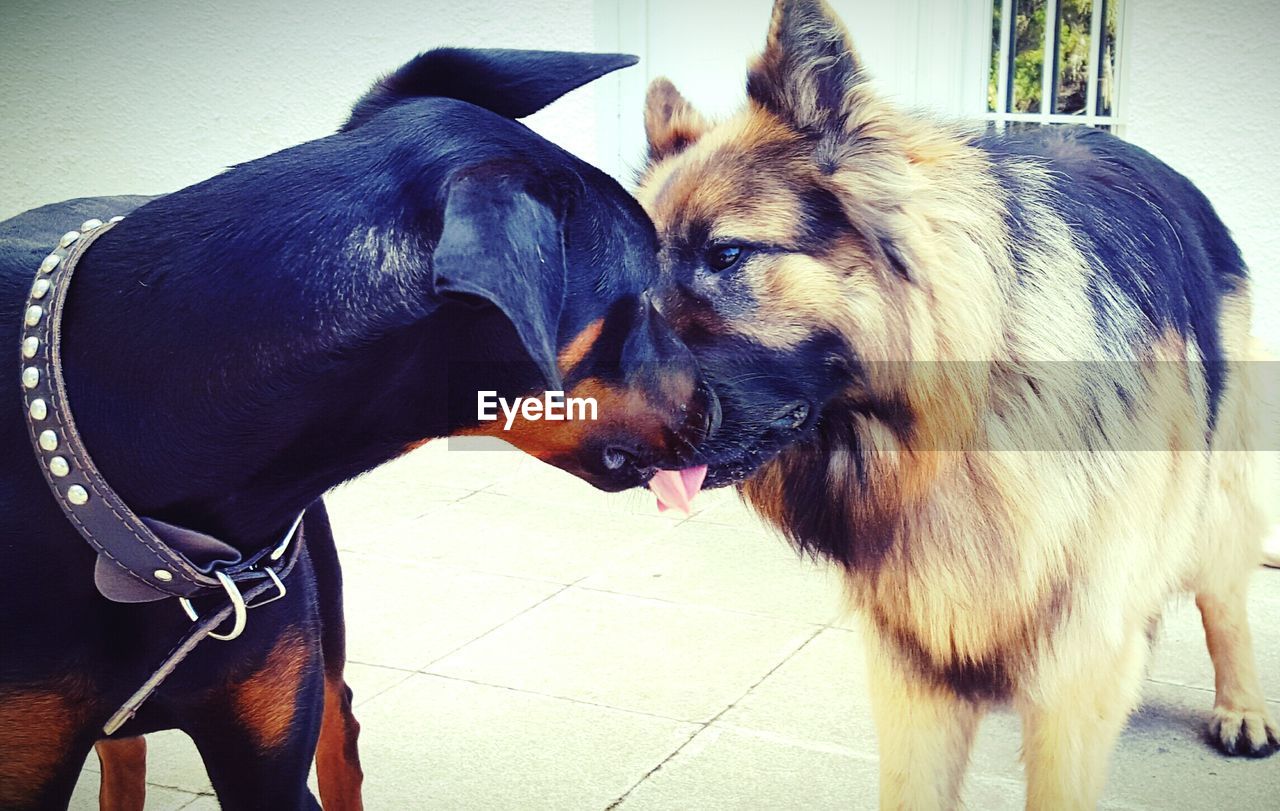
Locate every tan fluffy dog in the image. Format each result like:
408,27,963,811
637,1,1279,807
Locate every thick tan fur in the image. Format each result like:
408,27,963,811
638,1,1279,808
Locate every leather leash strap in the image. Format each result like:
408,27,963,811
102,533,304,735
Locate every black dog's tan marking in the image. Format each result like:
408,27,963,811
639,0,1278,807
229,630,314,754
306,502,365,811
1,49,711,810
315,675,364,811
0,677,96,808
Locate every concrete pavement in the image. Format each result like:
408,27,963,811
71,442,1280,809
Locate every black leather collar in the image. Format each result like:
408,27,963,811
19,214,307,733
20,215,303,601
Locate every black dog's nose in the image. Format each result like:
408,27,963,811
700,385,723,441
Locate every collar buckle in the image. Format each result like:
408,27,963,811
175,511,303,641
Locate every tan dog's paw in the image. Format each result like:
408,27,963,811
1209,707,1280,758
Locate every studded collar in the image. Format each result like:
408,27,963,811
19,213,310,733
19,212,308,591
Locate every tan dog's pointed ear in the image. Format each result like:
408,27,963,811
747,0,865,134
644,78,709,166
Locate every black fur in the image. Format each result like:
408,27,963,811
0,48,704,810
678,332,851,489
344,48,637,130
976,125,1244,424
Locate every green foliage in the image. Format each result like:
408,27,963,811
1056,0,1093,114
1010,0,1046,113
988,0,1104,116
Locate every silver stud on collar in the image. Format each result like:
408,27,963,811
80,218,104,232
153,569,174,582
39,254,60,274
24,305,43,327
49,456,69,477
29,399,47,420
31,278,51,299
67,485,89,505
22,336,39,359
38,430,59,451
22,367,39,388
59,230,80,248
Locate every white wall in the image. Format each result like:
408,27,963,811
1123,0,1280,349
596,0,988,182
4,0,1274,346
601,0,1277,345
0,0,597,220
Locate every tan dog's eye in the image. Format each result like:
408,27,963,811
706,244,750,272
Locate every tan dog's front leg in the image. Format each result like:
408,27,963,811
864,630,984,811
1017,627,1148,811
1197,587,1280,756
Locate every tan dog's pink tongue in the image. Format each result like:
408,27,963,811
648,466,708,514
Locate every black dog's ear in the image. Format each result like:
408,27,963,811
344,48,638,131
431,169,566,391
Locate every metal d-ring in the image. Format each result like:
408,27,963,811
179,571,247,641
176,512,300,640
245,566,287,609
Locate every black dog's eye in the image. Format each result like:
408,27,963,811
705,245,749,272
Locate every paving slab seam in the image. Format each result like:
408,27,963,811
602,724,704,811
414,582,575,673
70,755,209,798
346,659,418,674
349,668,419,708
339,548,577,588
1144,675,1280,705
603,626,827,809
707,722,881,760
676,507,778,533
570,583,836,627
360,670,414,706
473,473,686,511
121,782,205,801
140,781,203,792
1142,676,1217,696
414,671,699,723
399,486,487,520
342,547,575,586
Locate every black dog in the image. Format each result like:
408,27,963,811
0,48,712,809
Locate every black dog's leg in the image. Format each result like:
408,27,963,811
307,501,365,810
183,627,325,811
